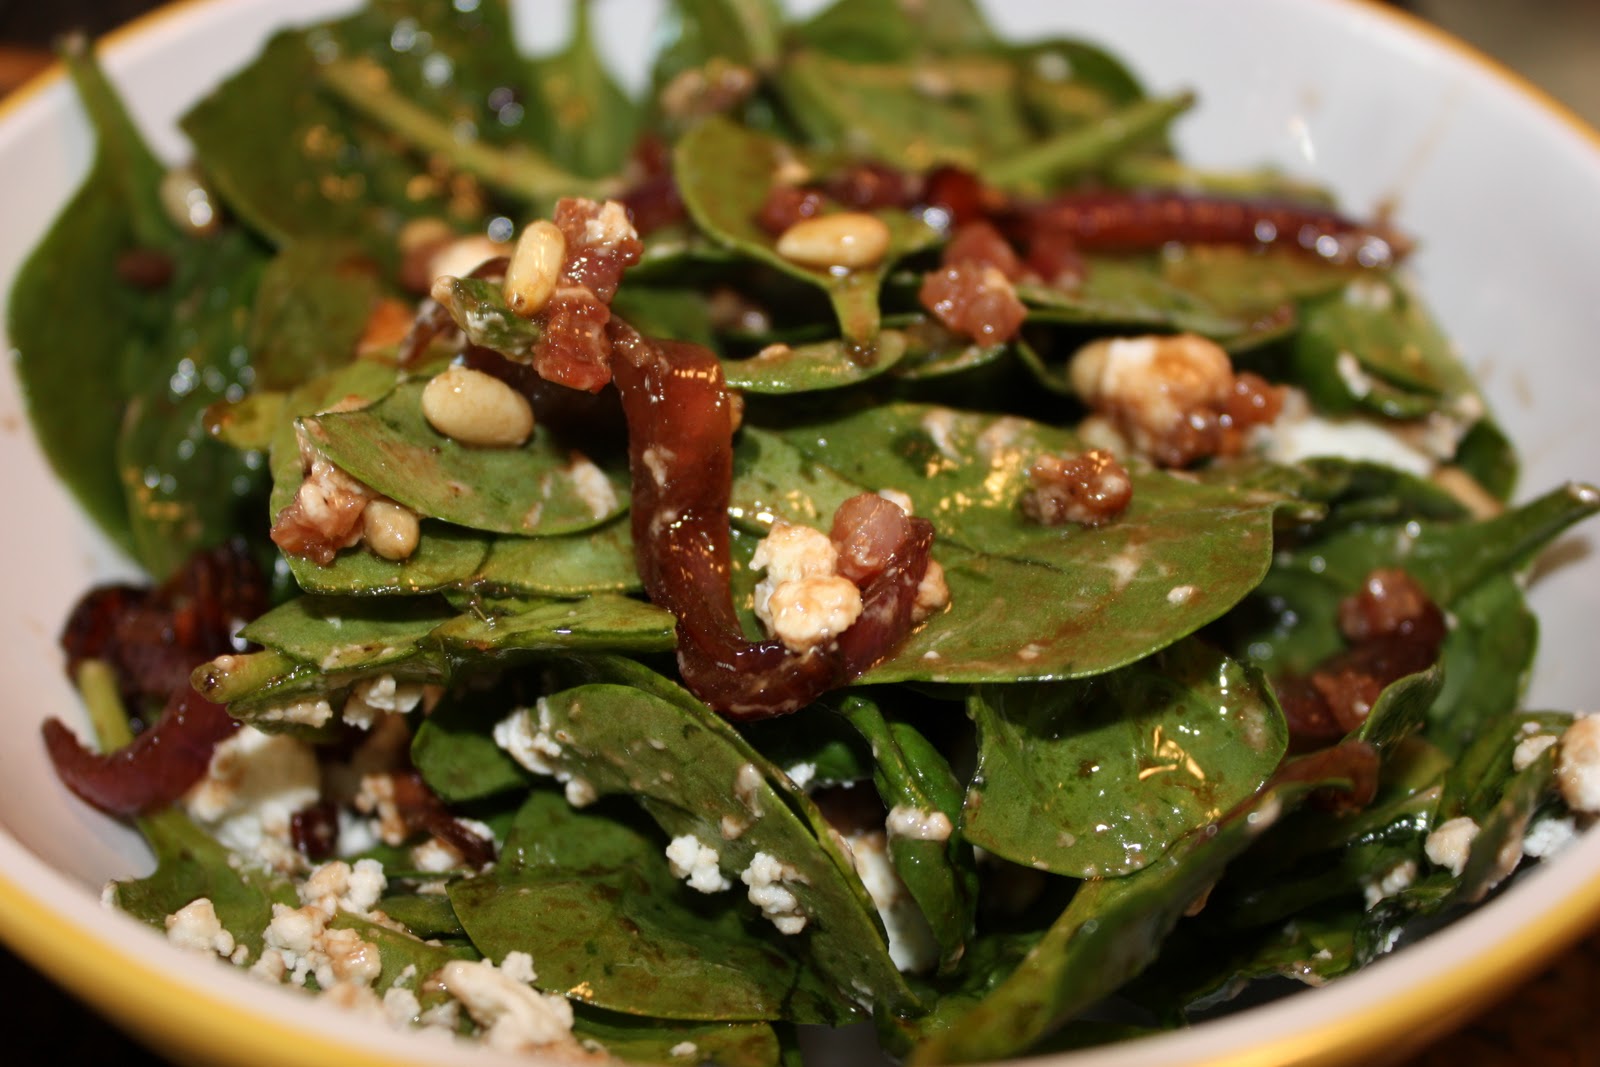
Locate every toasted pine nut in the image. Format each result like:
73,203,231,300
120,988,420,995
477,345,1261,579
398,217,455,256
159,167,220,236
775,213,891,272
503,220,566,318
427,234,509,285
357,298,416,358
363,500,420,561
421,365,534,448
1431,465,1504,519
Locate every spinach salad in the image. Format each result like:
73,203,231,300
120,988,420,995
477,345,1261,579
11,0,1600,1063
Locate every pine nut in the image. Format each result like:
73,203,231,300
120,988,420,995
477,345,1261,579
503,219,566,318
158,167,220,236
421,365,534,448
362,500,420,561
775,213,891,272
427,234,509,285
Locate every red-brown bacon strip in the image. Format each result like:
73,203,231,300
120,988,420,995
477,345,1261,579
1015,190,1410,271
608,322,934,719
1276,568,1446,751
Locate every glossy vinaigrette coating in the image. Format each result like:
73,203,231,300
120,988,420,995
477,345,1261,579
7,1,1600,1064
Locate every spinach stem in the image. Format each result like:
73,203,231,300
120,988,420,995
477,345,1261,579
1104,155,1337,207
319,57,616,204
60,35,179,252
983,91,1197,189
75,658,133,753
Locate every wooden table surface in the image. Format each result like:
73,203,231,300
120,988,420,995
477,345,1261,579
1,3,1596,1065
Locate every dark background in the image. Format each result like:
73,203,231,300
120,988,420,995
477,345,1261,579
0,1,1596,1065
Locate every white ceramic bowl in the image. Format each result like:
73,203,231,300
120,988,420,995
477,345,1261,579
2,1,1598,1064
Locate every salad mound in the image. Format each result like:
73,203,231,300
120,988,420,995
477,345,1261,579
10,1,1600,1063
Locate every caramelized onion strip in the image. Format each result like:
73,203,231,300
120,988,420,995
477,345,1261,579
608,322,933,719
43,689,238,816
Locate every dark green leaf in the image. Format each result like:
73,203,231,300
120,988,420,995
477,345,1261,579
469,520,642,596
761,407,1287,681
722,331,910,393
432,275,541,359
450,790,853,1023
266,363,492,594
526,0,639,179
905,745,1376,1064
1429,574,1538,755
197,594,675,721
247,240,381,390
515,683,921,1016
574,1009,784,1067
411,687,534,803
792,0,997,61
113,809,296,957
651,0,786,86
117,229,270,578
775,51,1032,173
302,380,628,535
981,93,1195,190
238,594,456,670
837,695,978,971
675,117,938,344
963,640,1286,878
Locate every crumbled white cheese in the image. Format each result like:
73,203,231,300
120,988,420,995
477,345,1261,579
435,956,578,1054
920,409,964,461
885,805,953,843
493,700,564,777
1068,333,1233,454
845,829,940,974
493,700,596,807
877,488,914,515
741,852,808,935
382,986,424,1027
1512,732,1559,772
583,200,638,250
746,517,880,651
734,763,764,816
1524,815,1580,859
912,558,951,622
411,837,466,874
165,898,236,959
1557,713,1600,813
183,725,321,873
1258,398,1434,476
785,762,818,790
499,950,538,985
666,834,731,893
1361,858,1418,909
669,1041,699,1059
254,900,381,991
252,697,335,729
301,858,388,918
565,452,619,520
343,674,425,729
762,575,864,652
1424,816,1480,877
